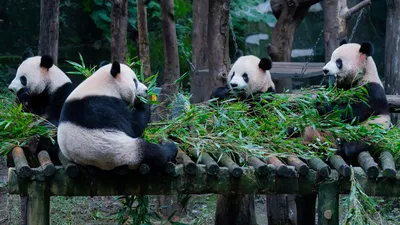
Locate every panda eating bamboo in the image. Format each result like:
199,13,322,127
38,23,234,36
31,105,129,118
57,61,178,171
299,40,391,159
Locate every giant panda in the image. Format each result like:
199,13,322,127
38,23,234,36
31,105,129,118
299,40,390,159
57,61,178,171
211,52,276,101
211,52,276,225
8,51,75,163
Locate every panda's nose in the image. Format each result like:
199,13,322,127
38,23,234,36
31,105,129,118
230,83,238,88
323,69,329,75
8,88,14,93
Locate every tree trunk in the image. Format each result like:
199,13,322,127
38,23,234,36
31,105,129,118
111,0,128,63
190,0,209,103
385,0,400,124
38,0,59,65
268,0,321,93
137,0,151,78
207,0,230,99
323,0,371,62
155,0,181,219
153,0,180,121
267,1,322,223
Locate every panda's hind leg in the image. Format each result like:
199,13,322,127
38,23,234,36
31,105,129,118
136,140,178,170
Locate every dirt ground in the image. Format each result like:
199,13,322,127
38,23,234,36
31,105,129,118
1,156,399,225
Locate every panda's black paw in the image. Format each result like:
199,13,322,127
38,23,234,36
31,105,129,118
161,142,178,163
16,88,32,110
337,141,369,161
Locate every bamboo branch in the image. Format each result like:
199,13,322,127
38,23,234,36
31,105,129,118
341,0,371,19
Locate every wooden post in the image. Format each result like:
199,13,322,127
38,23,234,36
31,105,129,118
323,0,371,62
26,181,50,225
317,175,339,225
111,0,128,63
153,0,180,121
38,0,60,64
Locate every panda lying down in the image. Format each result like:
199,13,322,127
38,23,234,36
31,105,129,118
57,62,178,171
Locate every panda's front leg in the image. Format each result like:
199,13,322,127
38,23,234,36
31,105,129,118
131,99,151,137
337,140,370,162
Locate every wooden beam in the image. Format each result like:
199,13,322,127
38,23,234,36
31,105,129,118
8,165,400,197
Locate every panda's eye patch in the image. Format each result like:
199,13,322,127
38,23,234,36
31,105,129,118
242,73,249,83
133,79,138,88
20,76,27,86
336,59,343,69
231,72,235,80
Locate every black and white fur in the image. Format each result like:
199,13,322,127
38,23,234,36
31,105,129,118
57,62,178,171
211,52,276,100
8,51,74,163
302,40,390,158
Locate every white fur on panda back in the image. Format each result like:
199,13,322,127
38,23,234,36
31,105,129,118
228,55,275,95
67,63,137,104
58,122,143,170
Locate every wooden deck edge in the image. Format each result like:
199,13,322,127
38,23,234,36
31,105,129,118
8,165,400,197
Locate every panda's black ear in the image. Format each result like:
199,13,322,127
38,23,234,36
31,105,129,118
110,61,120,77
259,58,272,71
22,49,34,61
40,55,53,69
340,39,347,46
234,50,244,62
359,42,374,57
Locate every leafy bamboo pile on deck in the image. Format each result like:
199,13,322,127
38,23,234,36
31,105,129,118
145,86,400,163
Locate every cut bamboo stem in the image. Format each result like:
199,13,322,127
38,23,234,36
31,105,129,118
358,151,379,179
286,155,309,176
217,153,243,178
176,149,197,175
12,147,32,178
266,155,292,177
187,149,219,176
38,151,55,177
58,151,79,178
139,164,150,175
329,155,351,177
248,156,269,176
164,162,176,175
307,157,331,178
379,151,396,178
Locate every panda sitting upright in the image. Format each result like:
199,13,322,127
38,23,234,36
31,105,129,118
301,40,390,159
57,61,178,171
211,51,276,101
8,50,75,163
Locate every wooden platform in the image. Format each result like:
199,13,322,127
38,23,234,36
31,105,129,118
197,62,326,79
270,62,325,78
